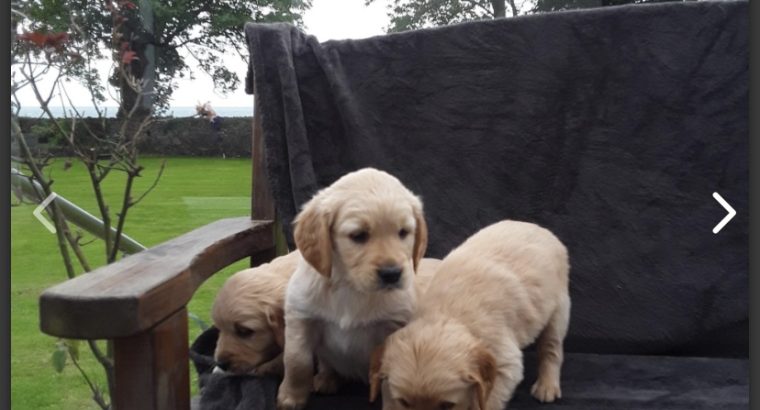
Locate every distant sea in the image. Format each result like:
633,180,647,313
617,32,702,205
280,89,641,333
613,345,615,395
16,106,253,118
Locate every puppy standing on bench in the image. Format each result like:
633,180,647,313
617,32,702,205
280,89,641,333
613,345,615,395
370,220,571,410
277,168,428,409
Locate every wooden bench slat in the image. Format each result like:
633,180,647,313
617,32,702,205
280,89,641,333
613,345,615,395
39,217,274,339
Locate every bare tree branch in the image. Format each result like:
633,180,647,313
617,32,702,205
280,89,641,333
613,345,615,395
63,227,92,272
108,171,136,263
131,159,166,207
87,339,114,369
68,344,110,409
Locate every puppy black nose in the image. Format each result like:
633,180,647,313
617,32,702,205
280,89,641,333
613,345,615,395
216,360,230,371
377,266,402,284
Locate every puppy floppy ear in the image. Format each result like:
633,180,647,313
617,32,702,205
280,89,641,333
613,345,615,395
368,343,386,403
412,200,428,272
294,197,332,277
465,345,497,410
265,306,285,349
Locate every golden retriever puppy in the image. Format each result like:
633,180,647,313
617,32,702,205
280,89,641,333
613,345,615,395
277,168,429,410
212,251,300,376
370,220,571,410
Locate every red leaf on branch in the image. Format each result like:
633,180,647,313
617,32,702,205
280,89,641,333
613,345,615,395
18,31,48,48
18,31,69,50
121,50,139,64
46,32,69,49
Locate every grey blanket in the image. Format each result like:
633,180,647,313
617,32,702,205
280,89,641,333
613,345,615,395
195,350,748,409
198,1,750,408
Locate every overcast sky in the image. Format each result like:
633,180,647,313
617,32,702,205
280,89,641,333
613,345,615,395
14,0,392,110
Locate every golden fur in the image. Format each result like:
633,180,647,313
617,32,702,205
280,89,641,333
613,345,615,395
413,258,440,294
277,168,430,410
212,251,300,376
370,220,571,410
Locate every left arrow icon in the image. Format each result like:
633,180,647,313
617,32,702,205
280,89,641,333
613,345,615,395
34,193,58,234
712,192,736,234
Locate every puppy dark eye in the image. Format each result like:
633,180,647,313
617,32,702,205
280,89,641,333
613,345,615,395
439,402,455,410
234,324,254,338
350,231,369,244
398,398,411,408
398,228,409,239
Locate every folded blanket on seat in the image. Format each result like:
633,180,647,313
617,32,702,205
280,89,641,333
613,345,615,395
192,327,749,409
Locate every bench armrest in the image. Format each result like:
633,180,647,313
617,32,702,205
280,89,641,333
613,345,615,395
39,217,274,340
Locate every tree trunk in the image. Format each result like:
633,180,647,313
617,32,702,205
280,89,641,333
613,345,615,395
138,0,156,111
491,0,507,17
118,66,150,120
506,0,519,16
115,2,154,120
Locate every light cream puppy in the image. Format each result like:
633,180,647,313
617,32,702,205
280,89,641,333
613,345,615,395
212,251,300,376
370,220,571,410
277,168,429,410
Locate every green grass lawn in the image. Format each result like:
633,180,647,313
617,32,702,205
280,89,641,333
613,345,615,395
11,157,254,409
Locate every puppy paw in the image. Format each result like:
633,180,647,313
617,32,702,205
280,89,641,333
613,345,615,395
313,370,340,394
531,378,562,403
276,390,307,410
254,361,283,377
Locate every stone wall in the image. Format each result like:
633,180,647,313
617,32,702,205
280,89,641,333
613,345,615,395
13,117,253,158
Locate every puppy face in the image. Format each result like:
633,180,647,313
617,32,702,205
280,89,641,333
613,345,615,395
213,308,282,374
212,269,289,374
294,168,428,293
369,320,496,410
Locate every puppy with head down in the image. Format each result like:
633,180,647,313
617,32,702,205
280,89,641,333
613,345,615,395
277,168,429,410
370,220,571,410
212,251,300,376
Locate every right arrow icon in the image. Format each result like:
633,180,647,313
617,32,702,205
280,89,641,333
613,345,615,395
712,192,736,234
